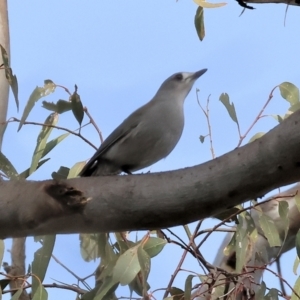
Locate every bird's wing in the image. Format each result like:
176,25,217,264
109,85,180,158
79,106,145,176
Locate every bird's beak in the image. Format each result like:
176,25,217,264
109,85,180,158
191,69,207,80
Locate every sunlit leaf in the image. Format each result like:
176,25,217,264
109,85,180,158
0,151,18,179
291,276,300,300
193,0,226,8
184,275,194,300
112,244,141,285
68,161,87,178
248,132,265,143
0,240,4,265
18,158,50,179
259,214,281,247
278,201,289,240
32,283,48,300
279,82,299,106
18,80,56,131
30,113,59,175
219,93,239,124
294,256,300,275
143,237,167,258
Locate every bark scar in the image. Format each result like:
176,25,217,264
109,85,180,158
44,181,90,210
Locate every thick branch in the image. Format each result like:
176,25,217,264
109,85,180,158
1,109,300,238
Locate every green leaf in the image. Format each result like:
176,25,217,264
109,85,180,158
194,6,205,41
248,132,265,143
80,233,99,262
42,133,70,158
184,275,194,300
18,80,56,131
0,44,19,111
42,99,72,114
94,276,119,300
235,215,249,272
68,161,87,178
11,288,23,300
112,244,141,285
32,235,56,295
0,278,10,291
0,151,18,179
143,237,167,258
294,256,300,275
30,113,59,175
169,287,185,300
32,283,48,300
259,214,281,247
18,158,50,179
256,281,266,299
137,246,151,295
219,93,239,124
199,135,205,143
193,0,226,8
264,288,279,299
291,276,300,300
279,82,299,106
278,201,289,240
71,86,84,126
51,166,70,180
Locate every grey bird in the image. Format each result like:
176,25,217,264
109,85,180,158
79,69,207,177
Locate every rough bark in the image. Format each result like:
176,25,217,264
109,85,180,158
0,108,299,238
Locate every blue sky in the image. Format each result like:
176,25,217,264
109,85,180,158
2,0,300,299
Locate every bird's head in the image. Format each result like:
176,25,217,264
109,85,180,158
154,69,207,103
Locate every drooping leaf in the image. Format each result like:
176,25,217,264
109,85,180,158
143,237,167,258
193,0,226,8
194,6,205,41
18,80,56,131
271,114,283,123
30,113,59,175
0,44,19,111
71,85,84,126
80,233,99,262
0,151,18,179
0,278,10,291
112,244,141,286
296,230,300,260
235,215,249,272
42,99,72,114
219,93,239,124
278,201,289,241
32,235,56,295
199,135,205,143
184,275,194,300
259,214,281,247
279,82,299,106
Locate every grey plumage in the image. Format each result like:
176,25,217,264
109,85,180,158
79,69,207,176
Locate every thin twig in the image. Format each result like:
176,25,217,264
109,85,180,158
6,117,97,150
83,107,104,144
237,85,278,147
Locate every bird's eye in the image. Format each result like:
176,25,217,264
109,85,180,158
174,73,183,81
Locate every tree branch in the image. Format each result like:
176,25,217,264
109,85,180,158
0,109,300,238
